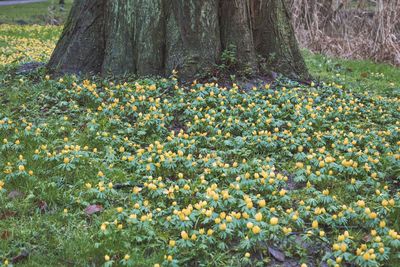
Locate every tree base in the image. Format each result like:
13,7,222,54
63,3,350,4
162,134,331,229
47,0,310,81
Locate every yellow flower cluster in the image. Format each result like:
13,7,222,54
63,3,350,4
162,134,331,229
0,25,61,66
0,26,399,266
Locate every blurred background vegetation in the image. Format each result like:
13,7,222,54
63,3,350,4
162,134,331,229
288,0,400,66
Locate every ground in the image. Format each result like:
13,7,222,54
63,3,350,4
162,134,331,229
0,4,399,267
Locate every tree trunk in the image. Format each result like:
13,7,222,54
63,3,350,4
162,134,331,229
48,0,309,80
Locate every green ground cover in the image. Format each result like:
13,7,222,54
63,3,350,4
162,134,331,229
0,5,399,267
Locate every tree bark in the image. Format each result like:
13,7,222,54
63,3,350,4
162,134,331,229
48,0,309,80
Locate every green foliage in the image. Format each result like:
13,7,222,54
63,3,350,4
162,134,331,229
0,25,399,267
0,68,399,266
220,44,238,70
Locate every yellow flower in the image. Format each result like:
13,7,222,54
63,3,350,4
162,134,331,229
312,220,318,228
116,207,123,213
181,231,189,240
219,223,227,231
363,253,370,260
338,235,345,242
104,255,110,261
169,240,176,247
296,162,304,168
255,212,263,222
258,199,266,207
270,217,279,225
18,165,25,171
252,225,261,234
369,212,377,219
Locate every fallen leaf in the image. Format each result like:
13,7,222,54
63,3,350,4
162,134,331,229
268,246,285,262
11,250,29,264
8,190,24,199
1,230,11,240
37,200,48,213
85,204,103,215
363,234,372,242
0,210,17,220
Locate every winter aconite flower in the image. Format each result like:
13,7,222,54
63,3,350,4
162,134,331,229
252,225,261,234
270,217,279,225
0,44,399,267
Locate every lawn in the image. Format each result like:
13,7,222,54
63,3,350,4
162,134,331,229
0,0,72,25
0,7,399,267
305,51,400,97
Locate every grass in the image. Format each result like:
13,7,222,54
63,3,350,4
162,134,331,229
0,5,399,267
305,50,400,96
0,0,73,24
